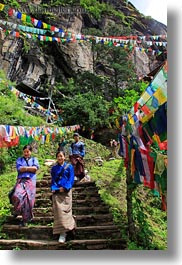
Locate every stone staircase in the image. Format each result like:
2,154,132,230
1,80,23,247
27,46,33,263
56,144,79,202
0,172,127,250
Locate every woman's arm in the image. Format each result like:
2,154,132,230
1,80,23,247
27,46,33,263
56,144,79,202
19,166,37,173
19,157,39,173
59,165,75,191
50,165,60,191
79,142,85,157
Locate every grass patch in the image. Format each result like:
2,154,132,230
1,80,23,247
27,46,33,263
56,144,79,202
0,172,16,221
89,158,128,240
89,158,167,249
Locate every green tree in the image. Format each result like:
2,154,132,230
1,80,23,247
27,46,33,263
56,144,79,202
55,78,77,98
90,40,137,98
113,81,147,113
104,45,136,97
59,91,110,130
75,71,107,95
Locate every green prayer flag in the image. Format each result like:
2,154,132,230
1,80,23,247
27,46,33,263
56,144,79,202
26,15,31,23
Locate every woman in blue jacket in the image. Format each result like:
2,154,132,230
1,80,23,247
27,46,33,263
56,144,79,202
69,132,85,181
51,151,76,243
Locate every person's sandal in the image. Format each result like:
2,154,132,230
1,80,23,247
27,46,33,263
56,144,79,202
58,233,66,243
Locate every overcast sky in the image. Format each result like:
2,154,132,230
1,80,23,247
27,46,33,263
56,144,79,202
129,0,167,25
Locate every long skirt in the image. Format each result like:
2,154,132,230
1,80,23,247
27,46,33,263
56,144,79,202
52,189,76,235
69,154,85,180
12,178,36,223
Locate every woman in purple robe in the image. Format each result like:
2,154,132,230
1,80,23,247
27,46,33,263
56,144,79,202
12,145,39,226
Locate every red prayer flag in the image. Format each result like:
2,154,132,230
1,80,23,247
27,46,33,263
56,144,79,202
51,26,55,31
8,8,13,16
134,102,140,113
141,105,151,115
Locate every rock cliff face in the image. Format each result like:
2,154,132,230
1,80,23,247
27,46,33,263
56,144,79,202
0,0,167,97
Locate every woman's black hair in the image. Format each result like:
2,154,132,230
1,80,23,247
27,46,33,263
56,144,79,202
56,150,65,158
23,145,32,151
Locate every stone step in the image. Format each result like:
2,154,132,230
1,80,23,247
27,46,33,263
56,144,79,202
0,238,127,250
36,187,99,195
33,205,111,215
6,213,114,226
73,186,99,192
36,180,96,188
35,192,100,200
36,179,50,188
34,197,105,208
2,224,121,241
1,172,125,250
33,207,53,216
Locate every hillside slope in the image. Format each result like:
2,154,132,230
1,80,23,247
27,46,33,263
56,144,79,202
0,136,167,249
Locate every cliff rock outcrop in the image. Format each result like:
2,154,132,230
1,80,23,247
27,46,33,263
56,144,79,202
0,0,167,98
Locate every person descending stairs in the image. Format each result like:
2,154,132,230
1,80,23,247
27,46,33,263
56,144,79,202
0,167,127,250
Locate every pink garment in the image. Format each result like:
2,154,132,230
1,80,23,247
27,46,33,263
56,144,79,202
12,178,36,223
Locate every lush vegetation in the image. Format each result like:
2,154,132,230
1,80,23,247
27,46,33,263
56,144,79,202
0,71,46,126
0,0,167,250
52,41,147,132
89,159,167,250
0,136,167,249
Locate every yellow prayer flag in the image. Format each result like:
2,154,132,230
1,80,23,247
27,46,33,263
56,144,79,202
115,118,120,128
43,22,48,29
46,134,50,143
12,89,16,95
21,14,26,22
58,128,62,134
141,91,150,102
140,112,154,123
0,3,5,11
128,113,135,125
11,126,16,139
153,88,167,105
152,133,161,145
34,136,39,141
